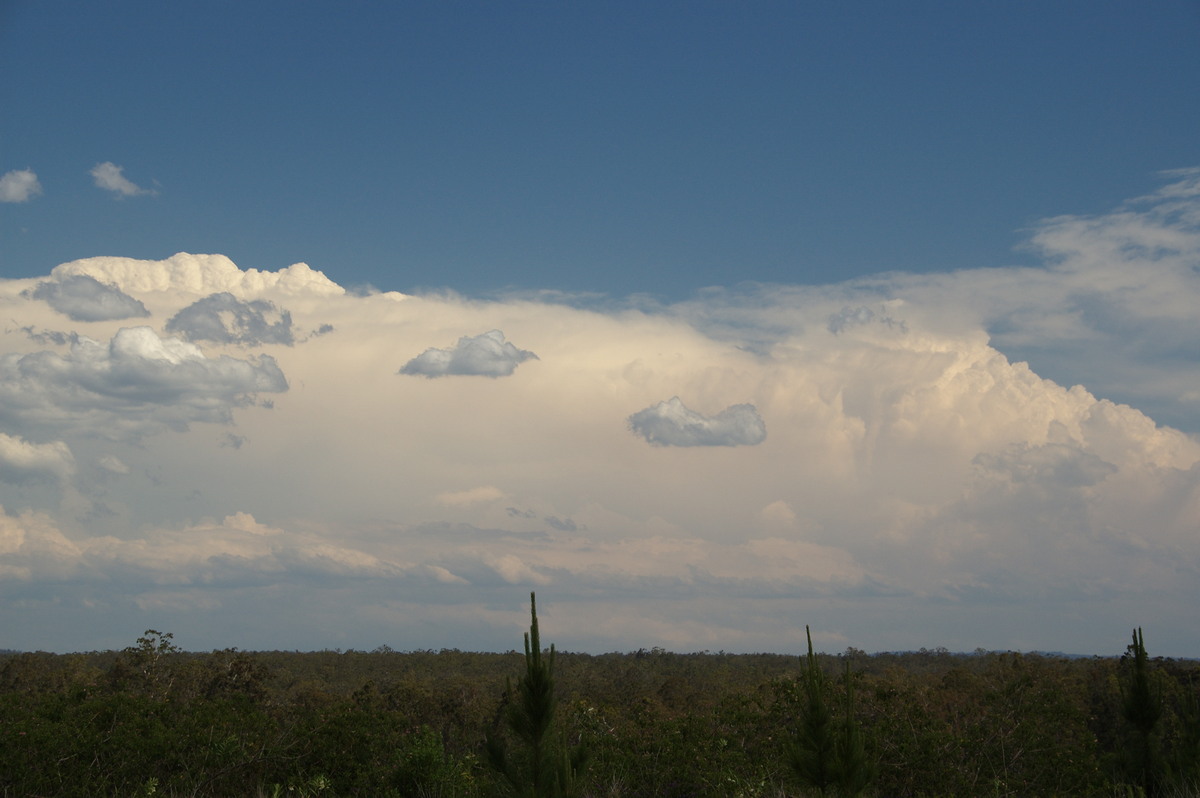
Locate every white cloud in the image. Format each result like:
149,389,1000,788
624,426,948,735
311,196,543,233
0,169,42,203
3,172,1200,655
399,329,538,377
27,274,150,322
52,253,345,298
0,433,74,484
628,397,766,446
89,161,155,197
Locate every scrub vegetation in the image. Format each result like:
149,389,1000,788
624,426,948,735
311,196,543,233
1,607,1197,797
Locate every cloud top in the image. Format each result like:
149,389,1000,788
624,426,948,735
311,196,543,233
89,162,155,197
0,169,42,203
628,397,767,447
399,330,537,378
53,254,345,298
27,274,151,322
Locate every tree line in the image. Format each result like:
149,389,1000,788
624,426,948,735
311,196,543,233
1,597,1198,797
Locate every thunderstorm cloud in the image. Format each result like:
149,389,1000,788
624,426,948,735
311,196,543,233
1,171,1199,655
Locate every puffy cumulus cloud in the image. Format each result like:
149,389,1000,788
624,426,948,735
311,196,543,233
0,168,42,203
89,161,155,197
399,330,538,377
165,292,294,346
26,274,150,322
51,253,344,298
628,397,766,447
0,326,286,439
0,433,74,484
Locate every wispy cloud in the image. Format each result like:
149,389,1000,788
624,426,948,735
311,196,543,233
89,161,156,197
0,169,42,203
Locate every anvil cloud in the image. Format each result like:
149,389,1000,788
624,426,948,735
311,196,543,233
1,173,1199,656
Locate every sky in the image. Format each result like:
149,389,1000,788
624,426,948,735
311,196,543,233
1,1,1199,656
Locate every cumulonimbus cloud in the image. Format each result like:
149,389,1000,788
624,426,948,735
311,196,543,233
26,274,150,322
89,162,155,197
166,292,295,346
399,329,537,377
1,171,1200,655
0,169,42,203
628,397,767,447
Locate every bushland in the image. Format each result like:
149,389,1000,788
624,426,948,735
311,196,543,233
1,624,1197,797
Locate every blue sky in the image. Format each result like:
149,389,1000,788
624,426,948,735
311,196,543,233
2,2,1200,656
4,1,1198,296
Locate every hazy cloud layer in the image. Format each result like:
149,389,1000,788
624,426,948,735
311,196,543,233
0,169,42,203
27,274,151,321
90,161,154,197
399,330,537,377
166,293,295,345
1,173,1200,655
629,397,767,447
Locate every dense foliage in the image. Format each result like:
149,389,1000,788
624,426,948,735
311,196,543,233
1,627,1197,797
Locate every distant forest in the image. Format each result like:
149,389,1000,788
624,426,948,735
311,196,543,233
2,612,1198,797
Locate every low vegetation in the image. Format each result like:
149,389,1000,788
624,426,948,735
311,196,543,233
0,607,1197,797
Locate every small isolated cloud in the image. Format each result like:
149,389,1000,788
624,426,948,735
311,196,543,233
27,274,150,322
0,433,75,484
399,330,537,378
89,162,155,197
0,169,42,203
628,397,767,447
165,293,294,346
